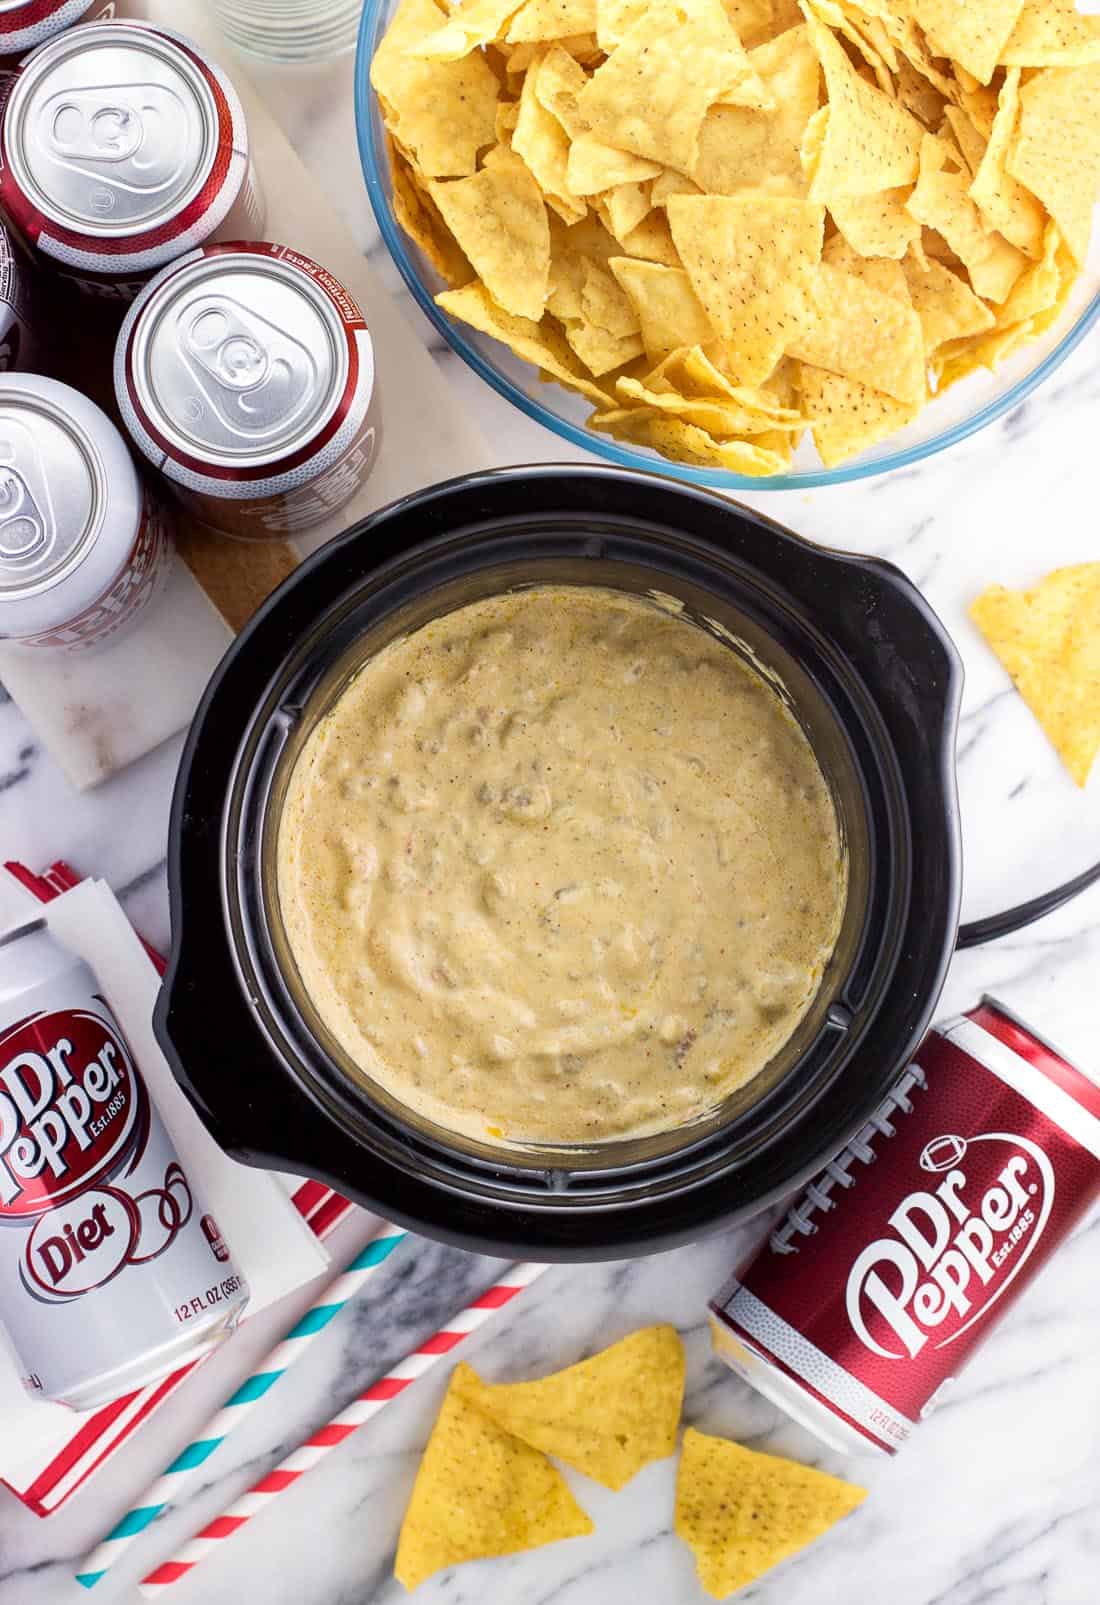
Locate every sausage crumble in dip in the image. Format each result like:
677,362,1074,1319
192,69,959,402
276,586,846,1145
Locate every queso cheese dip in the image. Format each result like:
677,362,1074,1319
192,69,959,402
276,587,846,1145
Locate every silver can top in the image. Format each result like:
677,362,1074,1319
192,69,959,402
127,251,350,468
0,383,101,598
3,24,220,237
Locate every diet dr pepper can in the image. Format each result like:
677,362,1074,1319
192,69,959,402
115,241,379,539
0,919,249,1408
0,2,149,87
710,998,1100,1456
0,373,172,651
0,19,264,299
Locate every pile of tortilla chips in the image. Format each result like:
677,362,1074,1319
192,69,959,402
394,1324,866,1597
373,0,1100,473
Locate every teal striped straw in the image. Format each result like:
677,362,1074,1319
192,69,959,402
75,1224,407,1589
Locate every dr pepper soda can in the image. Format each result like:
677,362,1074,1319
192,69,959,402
0,373,172,651
0,19,264,299
709,998,1100,1455
0,2,150,87
0,919,249,1409
115,240,379,540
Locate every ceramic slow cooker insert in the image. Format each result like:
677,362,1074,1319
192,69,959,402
156,466,963,1258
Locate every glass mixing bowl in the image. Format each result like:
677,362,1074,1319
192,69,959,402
354,0,1100,491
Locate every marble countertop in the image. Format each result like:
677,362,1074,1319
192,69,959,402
2,18,1100,1605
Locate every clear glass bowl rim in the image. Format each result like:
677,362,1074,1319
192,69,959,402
354,0,1100,491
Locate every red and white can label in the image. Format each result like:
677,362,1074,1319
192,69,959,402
712,1019,1100,1452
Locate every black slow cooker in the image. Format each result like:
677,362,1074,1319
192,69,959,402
155,466,964,1258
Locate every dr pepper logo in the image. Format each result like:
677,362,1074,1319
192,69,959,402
0,1006,148,1217
845,1131,1055,1360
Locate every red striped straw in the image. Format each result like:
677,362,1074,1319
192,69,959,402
138,1262,550,1596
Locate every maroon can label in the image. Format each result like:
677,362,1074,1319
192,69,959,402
710,1001,1100,1453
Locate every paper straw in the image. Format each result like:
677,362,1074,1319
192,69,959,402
75,1224,407,1590
138,1261,551,1597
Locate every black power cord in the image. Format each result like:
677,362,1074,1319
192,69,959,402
956,857,1100,950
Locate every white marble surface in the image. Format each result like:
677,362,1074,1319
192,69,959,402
2,16,1100,1605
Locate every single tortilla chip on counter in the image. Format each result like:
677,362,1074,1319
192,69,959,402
430,151,551,319
369,0,501,178
1007,63,1100,269
667,192,824,384
970,565,1100,787
454,1325,685,1491
395,1364,594,1591
675,1426,867,1599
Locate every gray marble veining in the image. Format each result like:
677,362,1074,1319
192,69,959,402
0,11,1099,1605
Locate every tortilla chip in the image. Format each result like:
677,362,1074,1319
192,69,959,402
617,353,806,433
907,133,1027,302
994,221,1068,327
394,1365,593,1590
823,232,910,298
576,0,770,173
1007,63,1100,268
970,566,1100,787
437,281,614,405
829,187,922,259
1003,0,1100,69
668,193,824,383
802,9,923,200
454,1328,684,1491
389,142,475,288
616,208,683,264
430,154,550,317
675,1427,867,1599
909,0,1026,87
547,235,587,317
566,317,646,372
412,0,527,59
893,55,952,131
567,136,663,195
901,251,995,350
513,56,587,223
969,69,1046,258
788,261,926,402
651,169,703,207
370,0,500,178
943,105,989,178
581,256,642,335
608,257,714,356
798,362,920,466
590,406,793,471
505,0,597,40
594,0,647,51
803,0,893,95
603,180,653,240
533,42,591,137
693,24,821,197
